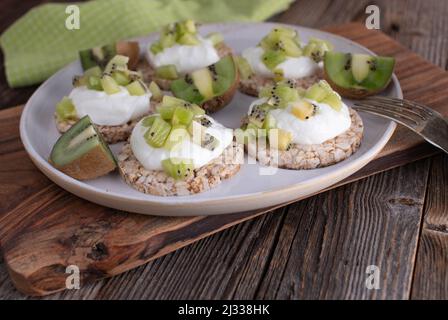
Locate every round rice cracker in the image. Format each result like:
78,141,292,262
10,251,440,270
239,68,324,97
247,108,363,169
118,142,244,196
138,42,234,91
54,100,157,144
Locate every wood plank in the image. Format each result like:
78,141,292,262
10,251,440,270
0,22,445,297
411,154,448,299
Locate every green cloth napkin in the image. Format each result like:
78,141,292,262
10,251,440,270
0,0,293,88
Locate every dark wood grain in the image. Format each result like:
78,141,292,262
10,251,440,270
411,155,448,299
0,0,447,300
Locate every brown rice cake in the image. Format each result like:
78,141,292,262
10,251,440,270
138,42,234,90
247,108,363,169
55,101,156,144
118,142,243,196
239,68,324,97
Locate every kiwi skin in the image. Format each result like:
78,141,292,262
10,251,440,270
116,41,140,70
323,72,392,99
49,145,116,180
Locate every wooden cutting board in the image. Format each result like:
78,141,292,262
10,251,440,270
0,23,446,296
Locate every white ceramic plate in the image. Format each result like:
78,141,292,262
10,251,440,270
20,22,401,216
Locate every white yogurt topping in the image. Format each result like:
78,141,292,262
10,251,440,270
147,36,220,74
242,46,320,79
248,98,351,145
130,116,233,171
69,86,151,126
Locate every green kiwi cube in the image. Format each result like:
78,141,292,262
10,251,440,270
149,81,163,101
112,71,131,86
162,158,194,180
171,106,194,126
87,76,103,91
150,42,164,55
262,50,286,70
155,65,179,80
56,97,77,121
84,66,102,78
126,80,147,96
157,105,177,120
141,115,157,127
305,82,328,102
235,56,253,80
101,75,121,95
163,125,190,150
144,117,172,148
178,33,200,46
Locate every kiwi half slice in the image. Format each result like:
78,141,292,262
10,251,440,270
170,55,239,113
49,116,116,180
324,51,395,99
79,41,140,71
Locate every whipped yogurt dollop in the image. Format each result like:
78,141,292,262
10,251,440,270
69,86,151,126
242,46,320,79
130,116,233,171
249,98,351,145
147,36,220,74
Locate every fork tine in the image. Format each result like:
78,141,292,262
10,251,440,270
354,102,421,126
353,104,420,129
367,96,435,117
361,98,427,120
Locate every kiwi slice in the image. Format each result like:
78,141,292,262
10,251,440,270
49,116,116,180
303,37,333,63
291,100,316,120
56,97,77,121
149,81,163,101
324,51,395,98
305,80,343,111
101,75,121,95
79,41,139,71
248,103,271,128
262,50,286,70
235,56,253,80
171,106,194,126
144,117,172,148
170,56,238,112
268,128,293,151
112,71,131,86
162,158,194,180
163,125,190,150
126,80,148,96
155,65,179,80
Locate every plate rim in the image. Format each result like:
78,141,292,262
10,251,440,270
19,22,401,215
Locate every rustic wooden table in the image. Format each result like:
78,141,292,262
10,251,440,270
0,0,446,300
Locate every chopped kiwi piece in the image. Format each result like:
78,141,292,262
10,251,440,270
160,32,176,48
144,117,172,147
155,65,179,80
157,105,176,120
150,42,164,55
206,32,224,46
79,42,139,71
303,37,333,63
235,56,253,80
248,103,271,128
49,116,116,180
291,100,316,120
170,56,238,111
263,113,277,131
184,19,196,33
191,68,214,100
87,76,102,91
101,75,120,95
163,125,190,150
112,71,131,86
104,55,129,74
126,80,147,96
324,51,395,98
56,97,77,121
171,106,194,126
305,80,331,101
268,128,293,151
262,50,286,70
72,75,88,87
162,158,194,180
161,95,188,108
178,33,200,45
141,115,157,127
259,81,299,108
84,66,103,78
149,81,163,101
321,92,342,111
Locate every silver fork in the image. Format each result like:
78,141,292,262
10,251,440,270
353,96,448,154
